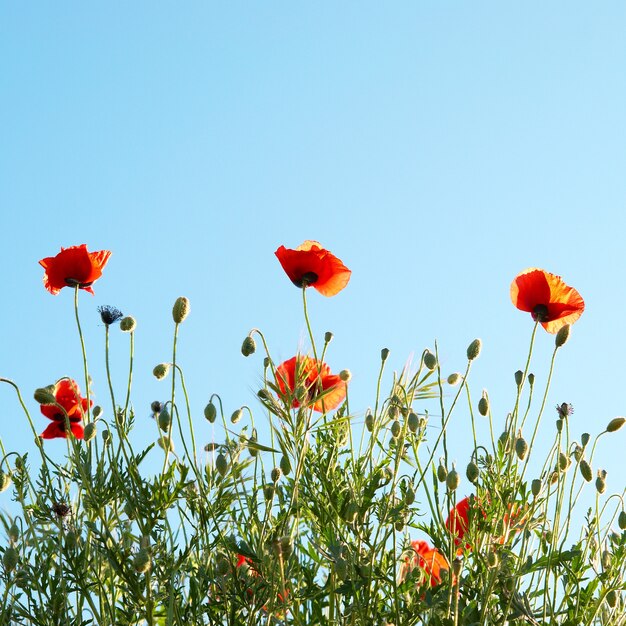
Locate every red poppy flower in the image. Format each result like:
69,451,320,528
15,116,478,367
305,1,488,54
39,244,112,295
275,356,347,412
40,379,91,439
275,241,351,297
445,497,471,542
399,540,449,588
510,268,584,333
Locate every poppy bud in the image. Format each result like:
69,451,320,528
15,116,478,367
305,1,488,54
407,412,419,433
559,452,570,472
531,479,541,497
241,336,256,357
343,502,359,524
390,420,401,439
579,459,592,482
527,373,535,386
263,485,275,500
437,460,448,483
556,419,563,433
466,338,482,361
248,431,259,457
498,431,511,454
487,551,499,568
365,411,375,432
606,590,618,608
3,547,18,572
601,550,611,571
0,471,11,493
596,470,607,494
514,370,523,387
133,548,151,573
339,369,352,382
515,436,528,461
549,471,558,485
446,467,460,491
8,523,19,544
555,324,571,348
423,351,437,370
325,331,334,344
231,408,243,424
381,348,390,361
447,373,461,386
395,518,405,532
619,511,626,530
153,363,170,380
280,455,292,476
335,557,348,580
453,557,463,577
581,432,590,447
204,401,217,423
215,555,230,576
271,467,281,483
157,436,174,452
215,453,228,476
34,386,56,405
606,417,626,433
119,316,136,332
65,530,78,551
83,422,97,442
404,485,416,505
102,429,111,443
172,296,190,324
92,405,102,419
573,445,583,462
158,408,171,432
478,392,489,417
466,461,479,483
358,563,371,579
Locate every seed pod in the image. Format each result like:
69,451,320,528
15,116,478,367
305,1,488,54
423,351,437,370
437,461,448,483
241,335,256,357
606,417,626,433
447,373,460,386
133,548,151,573
618,511,626,530
172,296,190,324
531,479,541,497
606,590,618,608
466,461,479,483
0,471,12,493
446,468,460,491
153,363,170,380
581,432,590,447
579,460,593,482
215,453,228,477
271,467,282,483
466,338,482,361
514,370,523,387
158,407,171,432
555,324,571,348
596,470,607,494
279,455,292,476
478,393,489,417
515,436,528,461
119,316,136,332
204,401,217,423
365,411,375,433
230,408,243,424
2,547,18,572
381,348,390,361
407,412,419,433
390,420,401,439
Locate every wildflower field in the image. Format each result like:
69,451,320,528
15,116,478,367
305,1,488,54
0,242,624,626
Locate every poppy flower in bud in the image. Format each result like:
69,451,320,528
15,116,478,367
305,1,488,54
398,540,449,588
510,268,584,333
275,241,351,297
39,244,111,295
275,356,347,412
40,379,92,439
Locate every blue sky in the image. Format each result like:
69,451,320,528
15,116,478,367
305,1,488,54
1,3,625,521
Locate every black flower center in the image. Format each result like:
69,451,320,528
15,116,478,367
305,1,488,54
532,304,549,323
65,278,94,288
292,271,319,288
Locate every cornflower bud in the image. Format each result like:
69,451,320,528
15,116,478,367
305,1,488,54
514,370,523,387
555,324,571,348
596,470,607,494
119,316,136,332
579,459,593,482
423,351,437,370
531,479,541,497
172,296,190,324
241,335,256,357
515,435,529,461
153,363,170,380
204,402,217,423
478,392,489,417
446,467,460,491
83,422,97,442
230,408,243,424
437,460,448,483
271,467,282,483
215,453,228,477
606,417,626,433
279,455,292,476
466,461,479,483
407,412,419,433
466,338,482,361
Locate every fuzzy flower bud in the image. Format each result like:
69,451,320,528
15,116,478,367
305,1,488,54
241,335,256,357
527,373,535,386
263,485,275,500
531,479,541,497
423,351,437,370
2,547,18,572
466,461,479,483
515,436,529,461
579,459,593,482
92,405,102,418
279,455,292,476
618,510,626,530
230,408,243,424
133,548,151,573
158,408,171,432
390,420,401,439
466,338,482,361
407,412,419,433
606,417,626,433
8,523,19,544
447,372,460,386
83,422,97,442
555,324,571,348
204,401,217,423
271,467,282,483
581,432,590,447
365,411,375,432
172,297,190,324
33,386,56,405
153,363,170,380
215,453,228,477
437,460,448,483
157,436,174,452
514,370,523,387
446,467,460,491
65,530,78,551
119,316,136,332
596,469,607,494
606,590,618,608
339,369,352,382
478,392,489,417
559,452,569,472
404,485,416,505
487,551,499,568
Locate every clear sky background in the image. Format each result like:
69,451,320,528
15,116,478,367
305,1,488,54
1,3,625,523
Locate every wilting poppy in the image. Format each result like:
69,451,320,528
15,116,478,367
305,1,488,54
39,244,112,295
398,540,449,588
275,356,347,412
40,378,91,439
510,268,584,333
275,241,351,297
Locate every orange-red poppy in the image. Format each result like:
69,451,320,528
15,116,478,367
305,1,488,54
445,497,471,541
510,268,584,333
275,356,347,412
399,540,449,588
236,554,290,610
40,378,91,439
275,241,351,297
39,244,112,295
